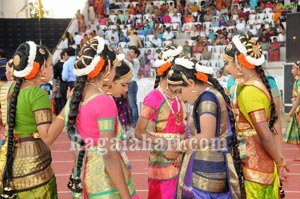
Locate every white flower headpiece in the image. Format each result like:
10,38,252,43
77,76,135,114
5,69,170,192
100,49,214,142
175,57,194,69
154,46,183,68
195,62,214,75
232,35,265,66
162,46,183,59
73,36,105,77
14,41,37,78
117,53,125,61
154,59,167,68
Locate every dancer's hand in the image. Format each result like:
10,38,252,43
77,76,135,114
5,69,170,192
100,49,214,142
164,151,178,161
277,161,289,182
67,87,74,100
286,114,291,122
172,153,182,168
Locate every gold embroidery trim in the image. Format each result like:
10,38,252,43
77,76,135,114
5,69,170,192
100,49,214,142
155,133,181,139
97,118,115,132
198,101,217,115
243,166,274,185
194,150,225,162
119,70,133,83
192,172,227,193
248,108,267,124
11,166,53,190
177,151,193,199
34,109,52,125
237,129,257,137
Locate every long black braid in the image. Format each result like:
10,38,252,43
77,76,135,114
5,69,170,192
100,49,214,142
67,38,116,193
255,65,278,133
2,78,23,198
208,76,245,198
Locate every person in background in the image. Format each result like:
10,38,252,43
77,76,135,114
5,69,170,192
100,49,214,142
0,59,14,144
0,41,65,198
223,34,288,198
284,61,300,160
268,37,281,62
127,46,140,127
61,47,76,99
108,54,135,140
53,49,67,114
64,36,138,198
135,45,185,199
40,82,53,100
0,49,7,82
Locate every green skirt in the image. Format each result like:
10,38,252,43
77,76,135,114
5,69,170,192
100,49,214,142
283,113,300,145
16,175,57,199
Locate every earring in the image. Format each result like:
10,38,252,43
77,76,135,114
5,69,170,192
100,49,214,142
40,73,46,80
237,72,243,77
192,87,196,93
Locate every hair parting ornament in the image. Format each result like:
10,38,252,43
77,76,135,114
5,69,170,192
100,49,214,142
73,36,106,80
13,41,40,79
231,35,265,68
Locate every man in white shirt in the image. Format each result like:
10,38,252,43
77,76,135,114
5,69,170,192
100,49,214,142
128,47,141,127
163,27,175,41
236,18,246,34
247,24,257,37
73,32,83,54
171,13,181,25
151,35,162,47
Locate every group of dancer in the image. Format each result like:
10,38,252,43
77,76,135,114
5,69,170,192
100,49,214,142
0,34,290,199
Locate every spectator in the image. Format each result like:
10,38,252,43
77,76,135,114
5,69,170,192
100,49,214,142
247,24,258,37
53,50,67,114
80,33,89,48
162,13,172,23
145,2,154,14
109,36,118,49
150,35,162,47
128,31,143,48
162,27,175,41
128,47,141,127
119,31,129,43
61,47,76,106
191,2,199,13
183,40,191,55
236,18,246,34
268,37,281,62
73,32,83,54
0,49,7,81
